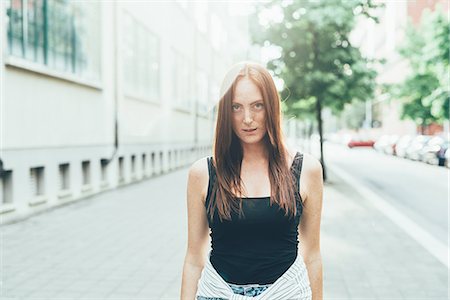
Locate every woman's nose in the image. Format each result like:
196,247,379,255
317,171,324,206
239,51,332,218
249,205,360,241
243,110,253,124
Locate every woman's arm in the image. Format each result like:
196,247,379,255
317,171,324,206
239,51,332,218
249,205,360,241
299,153,324,300
180,159,210,300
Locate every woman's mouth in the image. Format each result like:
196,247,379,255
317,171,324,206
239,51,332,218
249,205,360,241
243,128,257,133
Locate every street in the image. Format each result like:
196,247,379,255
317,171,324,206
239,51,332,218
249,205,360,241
1,145,448,299
324,142,448,245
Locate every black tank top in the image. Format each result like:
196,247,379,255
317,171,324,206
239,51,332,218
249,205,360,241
205,152,304,285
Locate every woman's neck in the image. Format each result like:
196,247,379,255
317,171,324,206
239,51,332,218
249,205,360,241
241,143,268,164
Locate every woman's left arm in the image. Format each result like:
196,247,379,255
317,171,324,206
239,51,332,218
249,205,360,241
298,153,324,300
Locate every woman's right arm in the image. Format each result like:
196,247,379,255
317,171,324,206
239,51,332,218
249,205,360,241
180,158,210,300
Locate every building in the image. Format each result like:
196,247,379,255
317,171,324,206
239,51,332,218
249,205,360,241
350,0,448,138
0,1,251,223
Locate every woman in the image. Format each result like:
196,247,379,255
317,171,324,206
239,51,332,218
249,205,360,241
181,62,323,300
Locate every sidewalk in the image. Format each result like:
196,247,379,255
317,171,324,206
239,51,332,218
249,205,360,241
1,163,448,299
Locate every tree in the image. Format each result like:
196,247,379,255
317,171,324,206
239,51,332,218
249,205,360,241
395,6,450,126
340,101,367,130
250,0,380,180
393,73,440,133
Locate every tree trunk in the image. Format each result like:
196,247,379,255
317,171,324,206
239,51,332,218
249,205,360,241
316,97,327,181
311,27,327,182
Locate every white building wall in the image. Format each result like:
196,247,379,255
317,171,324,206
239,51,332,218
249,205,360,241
0,1,250,223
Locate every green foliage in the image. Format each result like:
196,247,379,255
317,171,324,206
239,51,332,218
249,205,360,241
397,73,439,125
340,101,366,130
395,6,450,124
250,0,380,119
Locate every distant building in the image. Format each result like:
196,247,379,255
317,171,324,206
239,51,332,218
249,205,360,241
408,0,446,25
0,1,251,223
350,0,447,137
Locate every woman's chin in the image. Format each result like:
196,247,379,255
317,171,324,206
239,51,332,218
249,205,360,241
239,136,265,144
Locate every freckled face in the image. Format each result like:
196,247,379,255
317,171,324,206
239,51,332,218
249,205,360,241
231,78,267,144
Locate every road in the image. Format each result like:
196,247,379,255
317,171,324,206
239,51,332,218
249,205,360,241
323,142,448,244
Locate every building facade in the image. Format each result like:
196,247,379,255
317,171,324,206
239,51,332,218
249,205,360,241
0,1,251,223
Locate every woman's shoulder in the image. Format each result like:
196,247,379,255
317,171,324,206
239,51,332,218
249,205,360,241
286,145,320,171
298,152,323,199
301,152,322,176
287,145,321,174
188,156,211,204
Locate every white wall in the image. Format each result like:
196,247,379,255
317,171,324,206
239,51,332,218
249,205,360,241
0,1,250,223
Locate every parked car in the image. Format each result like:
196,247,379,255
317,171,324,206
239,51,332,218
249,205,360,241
445,148,450,168
405,135,432,161
374,135,390,152
437,141,449,166
347,136,375,148
374,135,400,155
385,135,400,155
395,135,414,158
420,136,447,165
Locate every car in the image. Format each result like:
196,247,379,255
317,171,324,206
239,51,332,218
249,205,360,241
421,136,447,165
437,141,449,166
384,135,400,155
405,135,432,161
374,135,400,155
374,135,390,152
395,135,414,158
445,148,450,168
347,137,375,148
421,137,445,164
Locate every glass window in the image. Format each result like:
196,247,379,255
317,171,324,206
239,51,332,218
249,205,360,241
6,0,24,57
210,13,222,51
171,49,191,111
123,12,160,102
25,0,45,64
6,0,100,81
149,34,160,100
197,70,209,114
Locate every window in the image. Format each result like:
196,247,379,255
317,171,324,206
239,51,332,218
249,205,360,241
142,153,146,173
131,155,136,175
172,49,192,111
159,151,163,173
197,69,209,115
168,151,172,170
7,0,24,58
118,157,124,183
100,159,108,182
30,166,45,197
151,152,155,175
6,0,100,81
58,163,70,190
123,12,160,101
1,171,13,205
81,161,91,185
210,13,227,51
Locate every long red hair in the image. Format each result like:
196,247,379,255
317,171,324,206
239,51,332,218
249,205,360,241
209,62,300,221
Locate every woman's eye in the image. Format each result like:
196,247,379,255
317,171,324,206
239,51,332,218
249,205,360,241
255,103,264,109
232,105,240,111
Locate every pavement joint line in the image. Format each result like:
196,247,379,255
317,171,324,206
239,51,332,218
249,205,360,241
329,162,449,269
